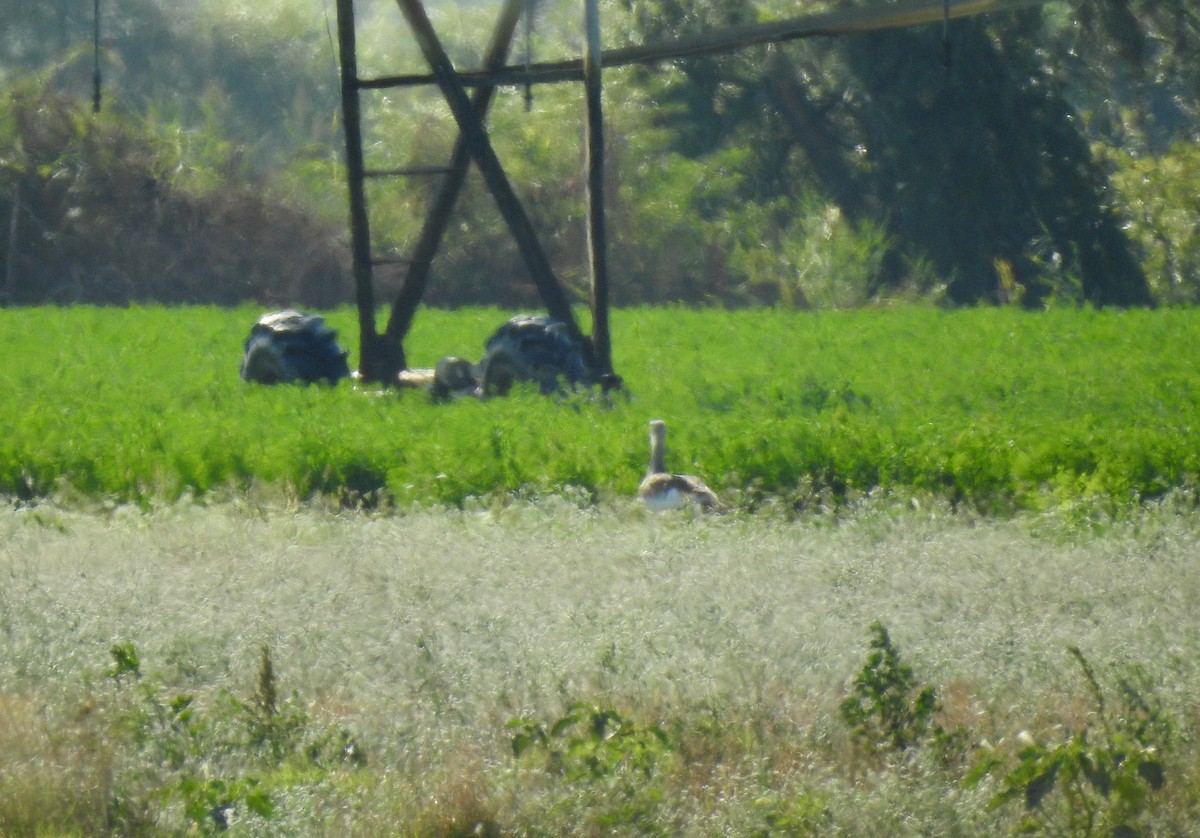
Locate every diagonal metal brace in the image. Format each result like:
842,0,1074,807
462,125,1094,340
383,0,527,370
392,0,591,363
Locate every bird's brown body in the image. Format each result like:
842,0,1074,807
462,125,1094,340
638,419,721,511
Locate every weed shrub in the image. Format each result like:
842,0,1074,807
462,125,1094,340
968,647,1172,837
1,305,1199,511
840,621,940,753
101,643,363,835
509,704,674,831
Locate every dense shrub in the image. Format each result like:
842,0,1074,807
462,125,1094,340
0,82,351,308
1105,140,1200,306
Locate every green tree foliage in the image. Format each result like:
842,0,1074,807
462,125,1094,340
1045,0,1200,151
1105,141,1200,305
1,0,1197,309
620,0,1159,306
839,18,1149,306
0,0,343,169
0,81,349,306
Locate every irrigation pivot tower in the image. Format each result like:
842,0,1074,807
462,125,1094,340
335,0,1048,385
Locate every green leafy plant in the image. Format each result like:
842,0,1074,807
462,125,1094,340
508,703,674,830
729,194,901,309
840,621,940,753
509,703,672,782
108,642,142,680
101,643,364,834
177,776,275,832
241,643,309,763
966,646,1170,837
0,80,349,308
752,790,833,836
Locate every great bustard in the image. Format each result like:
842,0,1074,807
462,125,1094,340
638,419,721,511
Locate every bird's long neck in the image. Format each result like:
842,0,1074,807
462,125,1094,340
648,427,667,474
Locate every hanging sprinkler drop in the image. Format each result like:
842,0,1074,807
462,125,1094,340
523,0,536,111
93,0,102,112
941,0,952,74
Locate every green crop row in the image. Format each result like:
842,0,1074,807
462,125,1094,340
2,304,1198,512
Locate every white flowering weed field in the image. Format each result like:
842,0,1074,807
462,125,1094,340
2,498,1199,835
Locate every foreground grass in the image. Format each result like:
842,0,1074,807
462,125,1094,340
2,304,1200,512
2,498,1199,834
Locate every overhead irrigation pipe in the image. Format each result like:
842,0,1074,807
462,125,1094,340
360,0,1050,90
943,0,953,70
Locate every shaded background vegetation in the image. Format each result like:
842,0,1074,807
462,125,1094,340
0,0,1198,309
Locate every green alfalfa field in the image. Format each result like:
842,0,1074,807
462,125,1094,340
4,304,1200,510
3,304,1200,836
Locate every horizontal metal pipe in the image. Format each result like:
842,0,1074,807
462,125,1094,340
359,0,1047,90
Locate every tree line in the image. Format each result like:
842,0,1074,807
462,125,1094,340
1,0,1197,309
